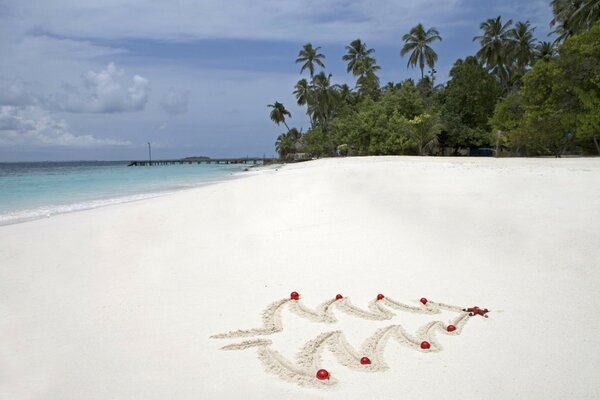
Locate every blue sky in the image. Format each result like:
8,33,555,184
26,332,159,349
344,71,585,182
0,0,554,161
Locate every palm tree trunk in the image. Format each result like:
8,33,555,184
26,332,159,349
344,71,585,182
283,121,290,131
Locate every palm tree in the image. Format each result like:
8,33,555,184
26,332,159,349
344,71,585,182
295,43,325,78
294,78,314,126
310,72,336,127
310,72,341,154
275,128,302,158
356,57,381,94
400,24,442,79
343,39,375,77
409,113,442,156
551,0,600,40
343,39,381,96
535,41,558,61
473,16,513,76
509,21,537,71
337,83,356,105
574,0,600,29
267,102,291,130
293,79,311,107
275,128,302,159
550,0,578,41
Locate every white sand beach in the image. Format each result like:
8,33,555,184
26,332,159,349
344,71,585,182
1,156,600,399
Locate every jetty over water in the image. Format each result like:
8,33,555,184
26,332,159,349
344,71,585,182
128,157,272,166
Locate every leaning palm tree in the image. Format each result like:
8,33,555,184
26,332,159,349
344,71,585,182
295,43,325,78
400,24,442,79
573,0,600,30
550,0,578,42
509,21,537,71
267,102,291,130
343,39,375,77
551,0,600,40
473,16,513,75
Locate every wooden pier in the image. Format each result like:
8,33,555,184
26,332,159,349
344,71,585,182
127,158,271,166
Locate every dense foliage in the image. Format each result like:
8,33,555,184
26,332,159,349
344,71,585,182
269,6,600,160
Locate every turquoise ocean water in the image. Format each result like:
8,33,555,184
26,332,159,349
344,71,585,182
0,161,244,225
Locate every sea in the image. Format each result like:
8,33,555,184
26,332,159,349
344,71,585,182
0,161,245,226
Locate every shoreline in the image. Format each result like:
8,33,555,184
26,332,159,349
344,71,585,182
0,163,280,227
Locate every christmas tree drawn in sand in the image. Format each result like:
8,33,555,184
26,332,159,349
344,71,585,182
211,292,489,388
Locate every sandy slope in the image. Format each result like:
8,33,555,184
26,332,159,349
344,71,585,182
1,156,599,399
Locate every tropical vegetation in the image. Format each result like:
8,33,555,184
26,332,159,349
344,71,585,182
269,3,600,160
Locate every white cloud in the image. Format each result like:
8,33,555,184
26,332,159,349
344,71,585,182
49,63,150,113
0,106,131,147
0,78,40,107
160,88,190,116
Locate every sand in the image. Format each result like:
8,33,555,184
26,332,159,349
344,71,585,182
1,156,600,399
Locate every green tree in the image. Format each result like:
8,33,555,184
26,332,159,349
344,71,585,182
558,24,600,150
295,43,326,78
519,61,574,157
268,102,291,130
400,23,442,79
301,126,329,157
489,92,525,153
441,57,502,151
328,82,424,156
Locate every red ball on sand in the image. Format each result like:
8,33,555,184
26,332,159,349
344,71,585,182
316,369,330,380
420,341,431,349
290,292,300,300
360,357,371,365
336,294,343,300
420,297,428,305
447,325,456,332
377,294,385,300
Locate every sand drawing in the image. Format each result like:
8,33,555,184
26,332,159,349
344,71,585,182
211,293,489,388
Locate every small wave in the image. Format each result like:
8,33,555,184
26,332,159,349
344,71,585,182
0,175,238,226
0,166,246,226
0,191,176,226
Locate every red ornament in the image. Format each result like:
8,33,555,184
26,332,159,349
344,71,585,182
316,369,330,380
447,325,456,332
420,341,431,350
335,294,343,300
290,292,300,300
420,297,428,305
377,294,385,300
360,357,371,365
